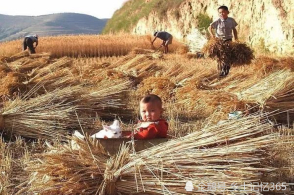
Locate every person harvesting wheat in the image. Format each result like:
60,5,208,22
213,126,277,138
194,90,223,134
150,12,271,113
151,31,173,54
23,34,39,54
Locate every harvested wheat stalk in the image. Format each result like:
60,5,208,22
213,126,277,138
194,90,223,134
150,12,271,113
235,69,294,106
26,113,284,194
1,85,83,139
130,48,156,55
202,38,254,66
1,51,30,63
29,57,72,79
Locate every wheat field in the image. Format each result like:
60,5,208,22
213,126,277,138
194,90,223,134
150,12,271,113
0,34,185,58
0,34,294,194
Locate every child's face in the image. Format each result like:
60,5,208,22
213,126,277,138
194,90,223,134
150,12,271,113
140,101,163,122
218,9,229,19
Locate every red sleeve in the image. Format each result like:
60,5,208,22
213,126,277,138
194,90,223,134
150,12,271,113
157,120,168,138
134,124,158,139
134,120,168,139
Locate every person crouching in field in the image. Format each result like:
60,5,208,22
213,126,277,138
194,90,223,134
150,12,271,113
208,5,238,76
128,94,168,139
23,34,38,54
152,31,173,54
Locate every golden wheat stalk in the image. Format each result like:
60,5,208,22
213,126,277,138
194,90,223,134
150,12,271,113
25,113,287,194
235,69,294,106
0,84,84,139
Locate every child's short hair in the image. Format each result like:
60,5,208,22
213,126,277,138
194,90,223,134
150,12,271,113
218,5,229,11
141,94,162,107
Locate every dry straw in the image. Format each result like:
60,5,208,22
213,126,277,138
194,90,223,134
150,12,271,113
25,113,285,194
1,85,82,139
202,38,254,66
0,78,133,139
137,77,176,101
235,69,294,106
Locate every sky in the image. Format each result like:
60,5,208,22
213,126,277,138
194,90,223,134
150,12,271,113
0,0,128,19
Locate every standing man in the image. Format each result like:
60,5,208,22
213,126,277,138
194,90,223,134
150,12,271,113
23,34,38,54
208,5,238,76
151,31,173,54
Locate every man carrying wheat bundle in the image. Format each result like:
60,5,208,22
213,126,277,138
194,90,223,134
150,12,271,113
208,5,238,76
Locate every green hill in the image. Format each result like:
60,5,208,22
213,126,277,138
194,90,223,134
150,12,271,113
0,13,108,41
102,0,184,34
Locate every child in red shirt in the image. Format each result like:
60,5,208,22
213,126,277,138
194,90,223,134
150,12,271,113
129,94,168,139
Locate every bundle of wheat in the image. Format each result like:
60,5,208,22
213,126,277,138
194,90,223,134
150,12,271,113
110,54,149,70
7,56,50,73
0,51,30,63
25,137,111,194
264,78,294,125
202,38,254,66
235,69,294,105
136,77,176,101
230,41,255,66
108,54,162,84
29,57,72,79
265,79,294,111
0,85,83,139
130,48,156,55
80,79,133,120
26,113,286,194
0,71,27,97
176,87,246,121
26,68,77,93
262,130,294,189
0,137,48,195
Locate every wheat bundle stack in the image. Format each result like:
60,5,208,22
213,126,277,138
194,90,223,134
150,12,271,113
0,85,84,139
109,54,162,83
130,48,163,59
26,68,77,93
116,55,151,70
176,88,246,120
202,38,254,66
108,54,148,70
0,137,49,195
230,41,255,66
263,78,294,125
109,53,161,70
235,69,294,106
25,137,112,194
80,79,133,119
0,51,30,63
162,64,184,79
25,113,286,194
130,48,156,55
137,77,176,101
0,137,12,194
28,57,72,79
128,62,161,82
0,71,27,97
262,131,294,188
9,57,50,73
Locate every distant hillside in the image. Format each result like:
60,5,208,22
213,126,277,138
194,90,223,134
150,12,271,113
0,13,108,42
102,0,183,34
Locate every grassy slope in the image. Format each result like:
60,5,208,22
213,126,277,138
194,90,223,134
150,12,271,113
102,0,184,33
